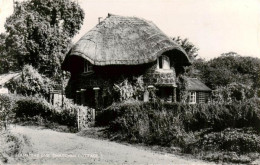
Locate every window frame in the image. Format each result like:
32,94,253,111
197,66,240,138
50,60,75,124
84,60,93,73
189,91,196,104
157,55,170,70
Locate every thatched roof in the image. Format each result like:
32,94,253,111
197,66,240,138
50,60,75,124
0,72,20,85
186,78,211,92
62,14,191,71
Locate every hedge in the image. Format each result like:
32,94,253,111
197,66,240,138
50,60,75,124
0,94,81,130
96,99,260,151
12,96,77,128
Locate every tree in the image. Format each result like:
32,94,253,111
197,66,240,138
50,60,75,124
188,52,260,95
173,36,203,81
204,52,260,89
173,36,199,62
4,0,84,79
0,33,18,73
184,57,206,78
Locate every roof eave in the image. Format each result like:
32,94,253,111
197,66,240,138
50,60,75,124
62,45,191,71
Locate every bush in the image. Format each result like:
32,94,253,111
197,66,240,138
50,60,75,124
0,94,18,130
97,100,190,146
12,96,77,129
187,128,260,154
199,151,256,164
0,131,31,164
96,99,260,163
185,128,260,164
98,99,260,134
14,97,53,120
5,65,54,97
212,83,256,103
0,94,92,132
182,99,260,132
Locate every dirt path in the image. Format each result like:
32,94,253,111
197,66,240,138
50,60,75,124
10,125,216,165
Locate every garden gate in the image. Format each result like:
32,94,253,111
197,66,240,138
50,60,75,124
77,106,95,131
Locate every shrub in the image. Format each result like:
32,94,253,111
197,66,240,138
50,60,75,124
99,99,260,134
0,131,31,164
13,96,77,128
5,65,54,97
187,128,260,154
185,128,260,164
113,76,145,101
200,151,255,164
0,94,18,130
96,99,260,163
97,100,189,146
212,83,256,103
182,99,260,132
14,96,52,120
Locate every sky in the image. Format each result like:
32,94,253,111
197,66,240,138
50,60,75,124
0,0,259,60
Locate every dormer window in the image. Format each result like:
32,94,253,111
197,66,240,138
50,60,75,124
84,60,93,73
157,55,170,70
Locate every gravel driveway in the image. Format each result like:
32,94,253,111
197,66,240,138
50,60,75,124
10,125,216,165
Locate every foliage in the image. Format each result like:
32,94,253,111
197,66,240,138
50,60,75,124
0,94,16,130
0,94,94,132
189,128,260,154
186,128,260,164
5,65,54,97
176,75,190,103
173,36,199,62
96,99,260,163
183,58,206,78
212,82,256,103
113,79,135,101
199,151,258,164
113,76,145,101
0,131,31,164
0,94,25,130
3,0,84,78
0,94,77,130
183,52,260,103
193,52,260,90
184,99,260,132
13,96,77,128
0,34,19,74
99,99,260,134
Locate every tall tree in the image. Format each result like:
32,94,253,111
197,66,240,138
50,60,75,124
173,36,199,62
0,33,19,73
4,0,84,79
173,36,203,80
193,52,260,90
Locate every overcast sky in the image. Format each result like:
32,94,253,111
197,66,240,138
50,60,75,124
0,0,259,60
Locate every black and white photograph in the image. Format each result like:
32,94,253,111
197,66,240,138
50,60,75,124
0,0,260,164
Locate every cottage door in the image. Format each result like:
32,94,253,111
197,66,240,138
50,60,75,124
157,87,173,102
85,89,95,107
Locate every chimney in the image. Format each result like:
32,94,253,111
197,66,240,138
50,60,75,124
98,17,103,24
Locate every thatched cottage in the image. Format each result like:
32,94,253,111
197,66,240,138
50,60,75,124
62,14,210,108
0,72,20,94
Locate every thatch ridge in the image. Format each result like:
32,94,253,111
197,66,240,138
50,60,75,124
62,14,191,70
186,78,211,91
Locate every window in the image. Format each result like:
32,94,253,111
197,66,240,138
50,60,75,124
158,55,170,69
84,60,93,73
189,92,196,104
198,92,206,103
